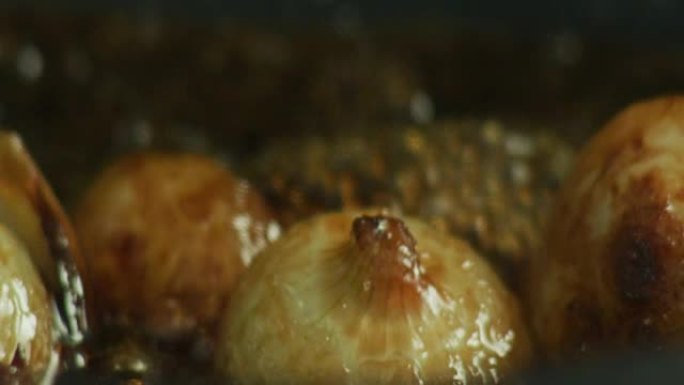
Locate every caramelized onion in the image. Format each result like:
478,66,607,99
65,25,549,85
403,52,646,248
74,153,280,339
528,96,684,359
217,210,531,384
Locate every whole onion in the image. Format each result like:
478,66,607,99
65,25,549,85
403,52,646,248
75,153,280,339
529,96,684,358
217,210,531,384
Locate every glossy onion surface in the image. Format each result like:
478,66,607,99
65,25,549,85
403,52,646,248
0,223,52,376
74,153,280,338
217,210,531,384
528,96,684,359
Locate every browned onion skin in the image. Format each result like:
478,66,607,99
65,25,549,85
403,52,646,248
74,153,279,339
217,210,532,384
528,96,684,359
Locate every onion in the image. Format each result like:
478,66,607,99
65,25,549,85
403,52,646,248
528,96,684,359
74,153,280,339
0,131,86,381
217,210,531,384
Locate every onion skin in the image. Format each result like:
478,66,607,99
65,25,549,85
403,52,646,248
528,96,684,359
74,153,279,339
217,210,531,385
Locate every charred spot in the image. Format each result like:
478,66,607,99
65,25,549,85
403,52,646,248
609,174,674,305
612,229,662,303
351,215,381,250
351,215,417,254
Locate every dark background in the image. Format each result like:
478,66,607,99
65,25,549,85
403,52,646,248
3,0,684,46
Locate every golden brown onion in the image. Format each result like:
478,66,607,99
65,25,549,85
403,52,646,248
74,153,280,339
528,96,684,359
217,210,532,385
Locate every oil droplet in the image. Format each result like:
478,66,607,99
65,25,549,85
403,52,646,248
267,221,281,242
475,308,514,358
